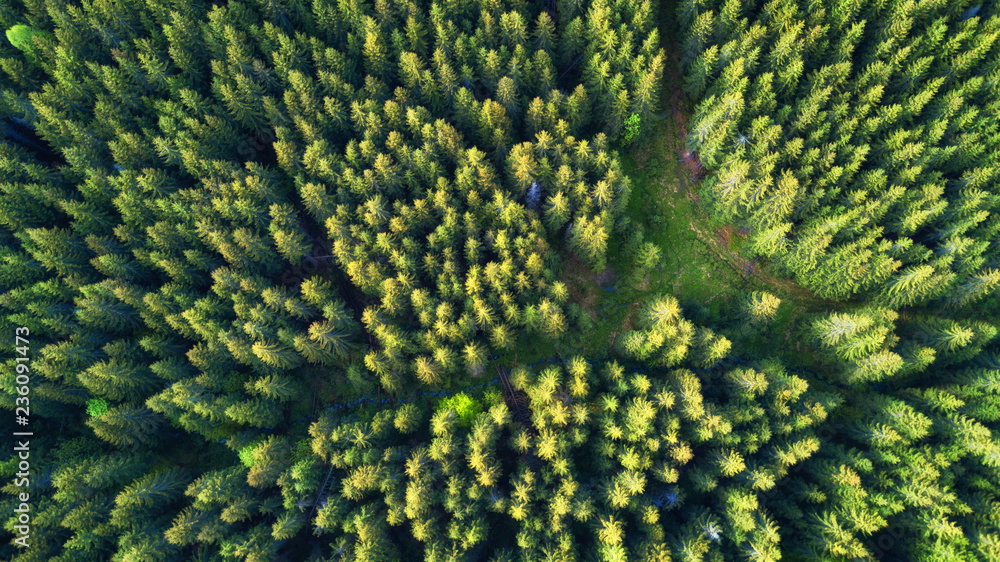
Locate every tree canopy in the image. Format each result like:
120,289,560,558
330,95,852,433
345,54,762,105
1,0,1000,561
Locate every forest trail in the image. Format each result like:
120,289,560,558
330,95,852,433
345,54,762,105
540,0,837,369
638,0,835,314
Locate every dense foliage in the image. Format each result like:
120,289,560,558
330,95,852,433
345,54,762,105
682,0,1000,306
0,0,998,561
677,1,1000,560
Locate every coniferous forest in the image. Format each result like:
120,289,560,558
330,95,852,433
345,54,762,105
1,0,1000,560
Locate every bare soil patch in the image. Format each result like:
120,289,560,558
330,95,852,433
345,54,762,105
717,225,734,247
592,266,618,287
563,254,601,313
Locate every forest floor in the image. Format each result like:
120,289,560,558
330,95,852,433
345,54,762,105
504,2,831,374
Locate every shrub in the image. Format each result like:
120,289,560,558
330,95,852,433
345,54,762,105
239,442,261,467
436,392,483,427
86,397,109,418
623,113,641,145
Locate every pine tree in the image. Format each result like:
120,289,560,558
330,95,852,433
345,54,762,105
87,405,164,447
741,291,781,330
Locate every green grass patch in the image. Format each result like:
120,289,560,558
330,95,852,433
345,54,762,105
528,97,829,374
539,113,756,362
502,0,835,378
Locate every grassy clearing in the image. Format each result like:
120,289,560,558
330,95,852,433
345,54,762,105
501,3,833,373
